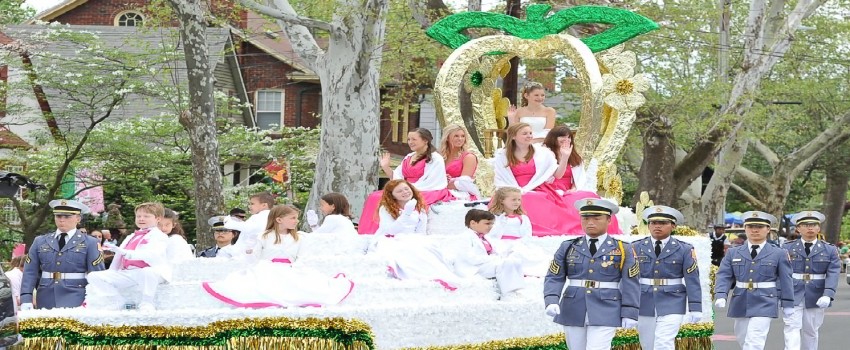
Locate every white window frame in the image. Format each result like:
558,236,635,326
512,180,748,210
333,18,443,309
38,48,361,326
114,10,145,27
255,90,285,130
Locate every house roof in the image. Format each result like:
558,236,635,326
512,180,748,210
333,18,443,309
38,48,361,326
33,0,318,78
3,25,251,129
0,125,32,149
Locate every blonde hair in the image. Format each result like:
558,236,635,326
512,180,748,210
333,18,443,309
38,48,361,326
520,82,545,107
134,202,165,218
505,123,534,167
439,124,469,160
490,187,525,215
262,205,300,244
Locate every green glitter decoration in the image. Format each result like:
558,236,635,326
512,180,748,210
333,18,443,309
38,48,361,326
426,5,659,53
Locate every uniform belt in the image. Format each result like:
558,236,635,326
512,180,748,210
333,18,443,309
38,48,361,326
792,273,826,281
639,278,684,286
735,281,776,290
41,272,87,280
568,280,620,289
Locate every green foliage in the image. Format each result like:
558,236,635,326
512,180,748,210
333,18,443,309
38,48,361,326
0,0,35,25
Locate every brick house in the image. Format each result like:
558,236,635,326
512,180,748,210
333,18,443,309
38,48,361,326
30,0,438,162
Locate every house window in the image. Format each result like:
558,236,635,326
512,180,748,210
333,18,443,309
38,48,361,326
115,11,144,27
255,90,283,130
390,103,410,143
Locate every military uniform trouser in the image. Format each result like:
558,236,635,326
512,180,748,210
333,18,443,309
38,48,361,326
783,305,825,350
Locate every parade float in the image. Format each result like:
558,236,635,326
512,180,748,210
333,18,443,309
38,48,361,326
14,5,714,350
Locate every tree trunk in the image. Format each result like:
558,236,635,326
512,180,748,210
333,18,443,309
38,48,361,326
306,0,389,222
632,112,676,206
823,162,850,243
168,0,225,248
698,135,748,228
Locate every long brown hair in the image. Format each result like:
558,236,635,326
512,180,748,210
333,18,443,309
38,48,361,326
505,123,534,167
439,124,468,161
379,179,427,220
520,82,545,107
162,208,186,239
409,128,435,165
262,205,300,244
321,192,353,219
542,125,582,166
490,187,525,215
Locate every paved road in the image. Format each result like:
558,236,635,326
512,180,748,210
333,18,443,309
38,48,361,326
712,275,850,349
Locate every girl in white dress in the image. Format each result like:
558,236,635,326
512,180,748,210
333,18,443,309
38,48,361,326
202,205,354,308
160,208,194,262
506,81,557,142
488,187,548,277
306,192,357,235
371,179,461,289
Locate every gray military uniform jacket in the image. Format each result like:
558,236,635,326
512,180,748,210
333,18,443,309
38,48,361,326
714,243,794,318
635,237,702,316
783,239,840,308
20,230,105,309
544,235,640,327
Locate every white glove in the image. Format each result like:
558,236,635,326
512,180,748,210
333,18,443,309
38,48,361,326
545,304,560,317
306,210,319,227
621,318,638,328
402,199,418,216
816,296,831,308
103,242,129,257
453,176,482,198
20,303,33,311
687,311,703,323
714,298,726,308
783,307,795,318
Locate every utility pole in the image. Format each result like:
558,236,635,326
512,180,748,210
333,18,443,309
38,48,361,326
717,0,731,80
502,0,521,106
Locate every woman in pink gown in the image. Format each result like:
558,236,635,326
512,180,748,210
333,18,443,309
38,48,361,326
492,123,574,236
358,128,453,234
542,125,620,235
439,124,479,200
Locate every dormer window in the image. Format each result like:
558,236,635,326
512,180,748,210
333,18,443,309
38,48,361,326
115,11,144,27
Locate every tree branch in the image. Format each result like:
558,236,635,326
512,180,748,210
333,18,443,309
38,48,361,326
241,0,333,32
751,139,779,168
239,0,325,67
730,182,765,208
782,111,850,175
408,0,452,30
734,165,770,196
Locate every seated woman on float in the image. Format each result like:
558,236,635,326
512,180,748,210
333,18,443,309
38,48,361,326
542,125,620,235
439,124,480,200
492,122,575,236
358,128,452,234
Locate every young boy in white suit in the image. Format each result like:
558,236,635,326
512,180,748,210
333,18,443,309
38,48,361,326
454,209,525,300
85,202,171,311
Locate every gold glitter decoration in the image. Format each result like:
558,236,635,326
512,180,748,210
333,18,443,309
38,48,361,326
672,226,701,237
15,316,373,343
434,33,603,198
710,264,719,299
595,162,624,203
399,323,713,350
633,191,654,235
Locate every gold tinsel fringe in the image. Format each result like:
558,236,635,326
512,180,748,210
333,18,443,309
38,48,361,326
11,338,371,350
674,335,712,350
229,337,371,349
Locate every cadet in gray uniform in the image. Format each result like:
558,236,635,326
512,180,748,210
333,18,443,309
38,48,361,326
714,211,794,350
197,216,238,258
782,211,840,350
20,199,105,310
544,198,640,350
635,206,702,350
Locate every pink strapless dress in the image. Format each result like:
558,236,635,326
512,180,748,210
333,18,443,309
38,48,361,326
510,159,573,236
446,152,478,200
551,166,620,235
358,158,454,234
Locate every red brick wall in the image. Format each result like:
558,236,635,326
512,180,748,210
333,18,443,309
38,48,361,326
52,0,171,26
51,0,245,28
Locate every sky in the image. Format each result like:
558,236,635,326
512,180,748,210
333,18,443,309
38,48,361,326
23,0,62,13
